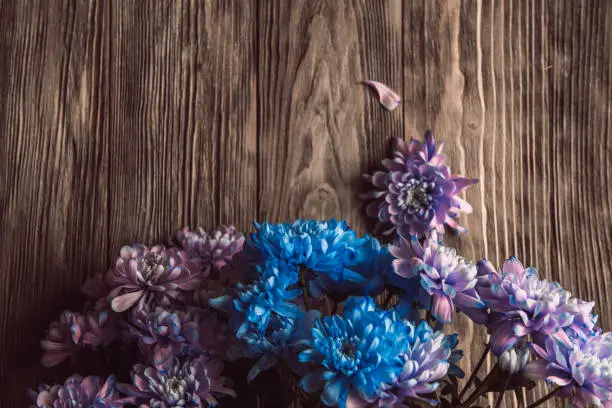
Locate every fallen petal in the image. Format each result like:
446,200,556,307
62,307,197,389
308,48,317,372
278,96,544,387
363,80,401,111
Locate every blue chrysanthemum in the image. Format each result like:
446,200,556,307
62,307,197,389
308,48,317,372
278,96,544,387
209,259,305,380
247,220,375,296
309,236,395,299
297,297,405,407
348,321,457,407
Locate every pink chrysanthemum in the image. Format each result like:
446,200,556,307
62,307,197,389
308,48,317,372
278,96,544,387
175,225,245,274
126,305,228,368
476,257,596,356
361,132,477,237
29,374,133,407
107,245,205,313
41,309,119,367
120,356,235,407
175,226,246,306
390,231,486,324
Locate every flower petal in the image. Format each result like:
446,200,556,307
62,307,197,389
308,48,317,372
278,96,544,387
363,80,401,111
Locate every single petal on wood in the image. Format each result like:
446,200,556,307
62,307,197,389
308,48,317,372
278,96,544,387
363,80,401,111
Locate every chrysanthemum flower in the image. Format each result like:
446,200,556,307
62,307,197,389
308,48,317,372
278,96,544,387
107,245,205,313
310,235,394,299
247,220,371,293
120,356,235,407
298,297,405,407
498,340,531,374
41,309,119,367
361,133,477,237
29,374,132,407
390,231,486,324
210,259,305,380
476,257,596,356
126,305,228,368
524,331,612,408
175,225,245,275
374,321,455,406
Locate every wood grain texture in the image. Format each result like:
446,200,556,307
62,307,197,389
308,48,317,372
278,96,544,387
0,0,257,405
0,1,610,406
403,1,612,406
258,0,403,231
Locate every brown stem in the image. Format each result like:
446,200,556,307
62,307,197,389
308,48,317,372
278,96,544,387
493,375,511,408
526,387,562,408
332,300,340,315
382,291,394,309
426,309,436,326
299,268,310,311
461,363,498,407
458,343,491,400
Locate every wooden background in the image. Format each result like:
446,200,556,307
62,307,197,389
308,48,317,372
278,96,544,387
0,1,610,406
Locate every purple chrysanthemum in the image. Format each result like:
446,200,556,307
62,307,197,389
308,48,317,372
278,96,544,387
360,133,477,237
476,257,596,356
390,231,486,324
126,305,228,368
121,356,235,407
175,225,245,274
525,331,612,408
175,226,247,307
29,374,133,407
107,245,205,313
41,309,119,367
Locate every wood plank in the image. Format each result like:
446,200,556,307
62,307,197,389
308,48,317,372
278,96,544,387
0,0,111,404
107,0,257,250
404,1,612,406
0,1,609,407
0,1,257,406
257,0,403,234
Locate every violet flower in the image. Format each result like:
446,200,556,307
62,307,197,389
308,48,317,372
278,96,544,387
175,225,245,274
126,305,228,368
107,245,205,313
390,231,486,324
120,355,235,407
476,257,596,356
41,309,118,367
525,331,612,408
29,374,133,407
361,133,477,237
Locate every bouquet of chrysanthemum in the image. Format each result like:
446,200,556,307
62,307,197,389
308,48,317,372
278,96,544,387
29,132,610,408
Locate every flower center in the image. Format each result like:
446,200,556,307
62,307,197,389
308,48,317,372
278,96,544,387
140,255,165,279
165,376,187,398
400,180,431,212
331,337,362,376
341,342,356,357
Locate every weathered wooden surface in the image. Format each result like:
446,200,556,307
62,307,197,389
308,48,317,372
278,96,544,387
0,1,610,406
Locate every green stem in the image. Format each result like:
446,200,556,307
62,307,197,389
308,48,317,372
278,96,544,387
458,343,491,400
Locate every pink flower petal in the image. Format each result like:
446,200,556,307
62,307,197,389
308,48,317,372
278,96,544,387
523,359,549,380
432,294,454,324
41,350,72,367
111,290,144,312
363,80,401,111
